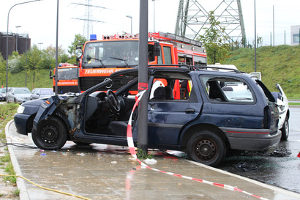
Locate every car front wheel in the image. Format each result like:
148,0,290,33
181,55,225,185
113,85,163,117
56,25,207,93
280,118,289,141
32,116,67,150
186,130,226,166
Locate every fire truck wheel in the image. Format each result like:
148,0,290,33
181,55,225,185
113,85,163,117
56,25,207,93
32,116,67,150
186,130,226,166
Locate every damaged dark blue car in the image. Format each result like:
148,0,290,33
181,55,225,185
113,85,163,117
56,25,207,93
31,67,280,166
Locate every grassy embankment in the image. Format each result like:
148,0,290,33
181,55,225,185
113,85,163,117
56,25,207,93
224,45,300,99
0,103,19,197
3,69,52,91
4,45,300,98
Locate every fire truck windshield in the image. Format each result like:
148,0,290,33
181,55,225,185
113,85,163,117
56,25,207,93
57,68,78,80
82,41,139,68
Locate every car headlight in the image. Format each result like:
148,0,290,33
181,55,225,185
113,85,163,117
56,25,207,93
17,105,25,114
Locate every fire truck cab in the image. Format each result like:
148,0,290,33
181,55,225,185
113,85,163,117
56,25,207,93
77,32,207,91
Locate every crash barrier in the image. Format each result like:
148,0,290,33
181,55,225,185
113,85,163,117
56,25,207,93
0,174,90,200
127,91,270,200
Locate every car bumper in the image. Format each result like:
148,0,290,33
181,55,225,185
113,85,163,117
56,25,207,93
14,113,32,135
221,127,281,151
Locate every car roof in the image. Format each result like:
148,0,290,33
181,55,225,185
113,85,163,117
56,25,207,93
110,67,191,78
110,66,249,79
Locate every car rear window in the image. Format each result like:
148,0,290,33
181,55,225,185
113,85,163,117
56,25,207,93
200,76,255,103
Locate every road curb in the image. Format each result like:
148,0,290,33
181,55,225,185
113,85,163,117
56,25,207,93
188,160,300,199
5,120,30,200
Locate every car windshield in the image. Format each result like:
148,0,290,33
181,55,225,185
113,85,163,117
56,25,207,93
14,88,31,94
0,88,5,93
57,68,78,80
82,41,139,68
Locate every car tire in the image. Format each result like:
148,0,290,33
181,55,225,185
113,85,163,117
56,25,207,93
14,98,16,103
186,130,226,166
32,116,67,150
280,118,289,141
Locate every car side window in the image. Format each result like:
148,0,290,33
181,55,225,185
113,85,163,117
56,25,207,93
149,77,192,101
201,76,254,103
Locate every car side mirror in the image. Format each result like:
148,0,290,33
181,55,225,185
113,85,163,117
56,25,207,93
75,47,83,62
154,42,161,57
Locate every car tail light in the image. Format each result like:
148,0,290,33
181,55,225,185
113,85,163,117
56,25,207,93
263,106,270,129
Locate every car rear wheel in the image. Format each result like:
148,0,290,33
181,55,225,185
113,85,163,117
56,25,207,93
186,130,226,166
280,118,289,141
32,116,67,150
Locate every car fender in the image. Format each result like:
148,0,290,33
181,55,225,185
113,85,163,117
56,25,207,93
178,119,229,149
33,96,61,125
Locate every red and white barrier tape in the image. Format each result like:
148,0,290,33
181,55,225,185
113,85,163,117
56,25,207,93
126,91,269,200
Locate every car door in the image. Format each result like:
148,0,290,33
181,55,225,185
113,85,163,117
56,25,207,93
199,75,265,130
147,73,202,147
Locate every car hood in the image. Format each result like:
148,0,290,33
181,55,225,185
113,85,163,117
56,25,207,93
22,98,46,107
15,94,31,99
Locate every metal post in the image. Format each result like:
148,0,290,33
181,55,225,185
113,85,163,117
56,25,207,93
284,30,286,45
152,0,155,32
254,0,257,72
25,34,28,86
137,0,148,153
299,28,300,45
273,5,275,46
270,32,272,46
6,0,42,98
15,25,21,52
55,0,59,95
126,15,133,34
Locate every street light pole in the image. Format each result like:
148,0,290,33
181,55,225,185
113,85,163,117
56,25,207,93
137,0,148,154
38,42,43,50
15,25,22,52
254,0,257,72
126,15,133,34
152,0,155,32
6,0,42,96
55,0,60,95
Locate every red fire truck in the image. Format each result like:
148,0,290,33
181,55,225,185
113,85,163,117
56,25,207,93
52,63,80,94
76,32,207,91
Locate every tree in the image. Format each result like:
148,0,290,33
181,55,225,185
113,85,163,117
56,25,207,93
198,11,230,64
26,46,42,88
68,34,87,56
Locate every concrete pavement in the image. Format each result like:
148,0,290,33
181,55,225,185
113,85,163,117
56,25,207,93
6,121,300,200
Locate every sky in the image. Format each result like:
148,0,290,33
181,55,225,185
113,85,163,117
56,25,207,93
0,0,300,53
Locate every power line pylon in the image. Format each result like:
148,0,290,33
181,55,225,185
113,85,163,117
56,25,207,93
72,0,106,39
175,0,246,46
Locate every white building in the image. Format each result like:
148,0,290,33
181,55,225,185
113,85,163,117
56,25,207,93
291,25,300,45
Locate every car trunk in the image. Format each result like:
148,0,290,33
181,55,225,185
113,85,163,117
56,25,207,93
256,80,279,134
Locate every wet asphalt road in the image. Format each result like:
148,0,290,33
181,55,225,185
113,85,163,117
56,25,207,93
219,107,300,193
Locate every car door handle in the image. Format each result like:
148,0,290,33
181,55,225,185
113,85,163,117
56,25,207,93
185,108,195,114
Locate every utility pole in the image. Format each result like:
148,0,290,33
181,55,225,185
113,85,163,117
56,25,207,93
137,0,149,154
254,0,257,72
273,5,275,46
152,0,155,32
6,0,42,97
284,30,286,45
15,25,21,53
55,0,59,94
270,32,272,46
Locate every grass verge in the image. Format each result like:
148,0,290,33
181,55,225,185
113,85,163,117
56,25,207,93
0,103,19,188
